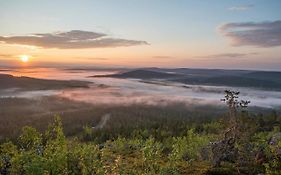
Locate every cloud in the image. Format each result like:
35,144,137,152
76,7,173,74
205,53,257,58
74,57,108,60
0,54,13,58
153,56,174,59
219,20,281,47
0,30,149,49
228,4,254,11
196,52,258,59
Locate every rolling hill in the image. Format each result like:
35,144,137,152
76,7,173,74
0,74,91,90
94,68,281,90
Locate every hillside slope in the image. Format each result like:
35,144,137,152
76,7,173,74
95,68,281,90
0,74,91,90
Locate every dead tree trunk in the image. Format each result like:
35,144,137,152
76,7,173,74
211,90,250,167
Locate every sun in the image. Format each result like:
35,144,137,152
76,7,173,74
20,55,30,63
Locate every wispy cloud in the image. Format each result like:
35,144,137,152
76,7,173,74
228,4,254,11
153,56,174,59
0,54,13,58
73,57,109,61
196,52,258,59
0,30,149,49
219,20,281,47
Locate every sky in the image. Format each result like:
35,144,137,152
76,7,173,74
0,0,280,70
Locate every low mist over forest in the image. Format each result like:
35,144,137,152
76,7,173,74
1,0,281,174
0,67,281,174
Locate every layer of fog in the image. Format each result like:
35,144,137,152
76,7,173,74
57,78,281,108
0,88,59,98
1,68,281,109
92,114,111,130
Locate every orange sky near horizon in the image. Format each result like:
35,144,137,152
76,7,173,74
0,1,280,70
1,42,280,70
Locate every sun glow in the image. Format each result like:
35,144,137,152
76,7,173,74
20,55,30,63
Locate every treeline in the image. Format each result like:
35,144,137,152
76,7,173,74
1,110,281,174
0,100,224,142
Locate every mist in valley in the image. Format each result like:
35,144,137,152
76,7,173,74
1,68,281,109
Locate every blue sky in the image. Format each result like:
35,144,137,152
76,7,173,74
0,0,280,70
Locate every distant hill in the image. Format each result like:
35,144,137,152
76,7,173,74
214,76,280,88
93,69,183,79
95,68,281,90
0,74,91,90
144,67,251,77
243,71,281,82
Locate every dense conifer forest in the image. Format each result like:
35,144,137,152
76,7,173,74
1,91,281,174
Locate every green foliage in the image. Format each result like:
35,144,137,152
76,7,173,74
67,141,102,175
141,137,163,174
19,126,42,151
170,129,211,162
203,121,225,134
0,107,280,174
82,125,94,141
0,142,18,175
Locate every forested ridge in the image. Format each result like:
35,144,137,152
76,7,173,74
0,91,281,175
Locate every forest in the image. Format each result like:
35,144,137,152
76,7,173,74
1,0,281,174
0,91,281,175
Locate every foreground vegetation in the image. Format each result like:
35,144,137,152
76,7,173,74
0,93,281,174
